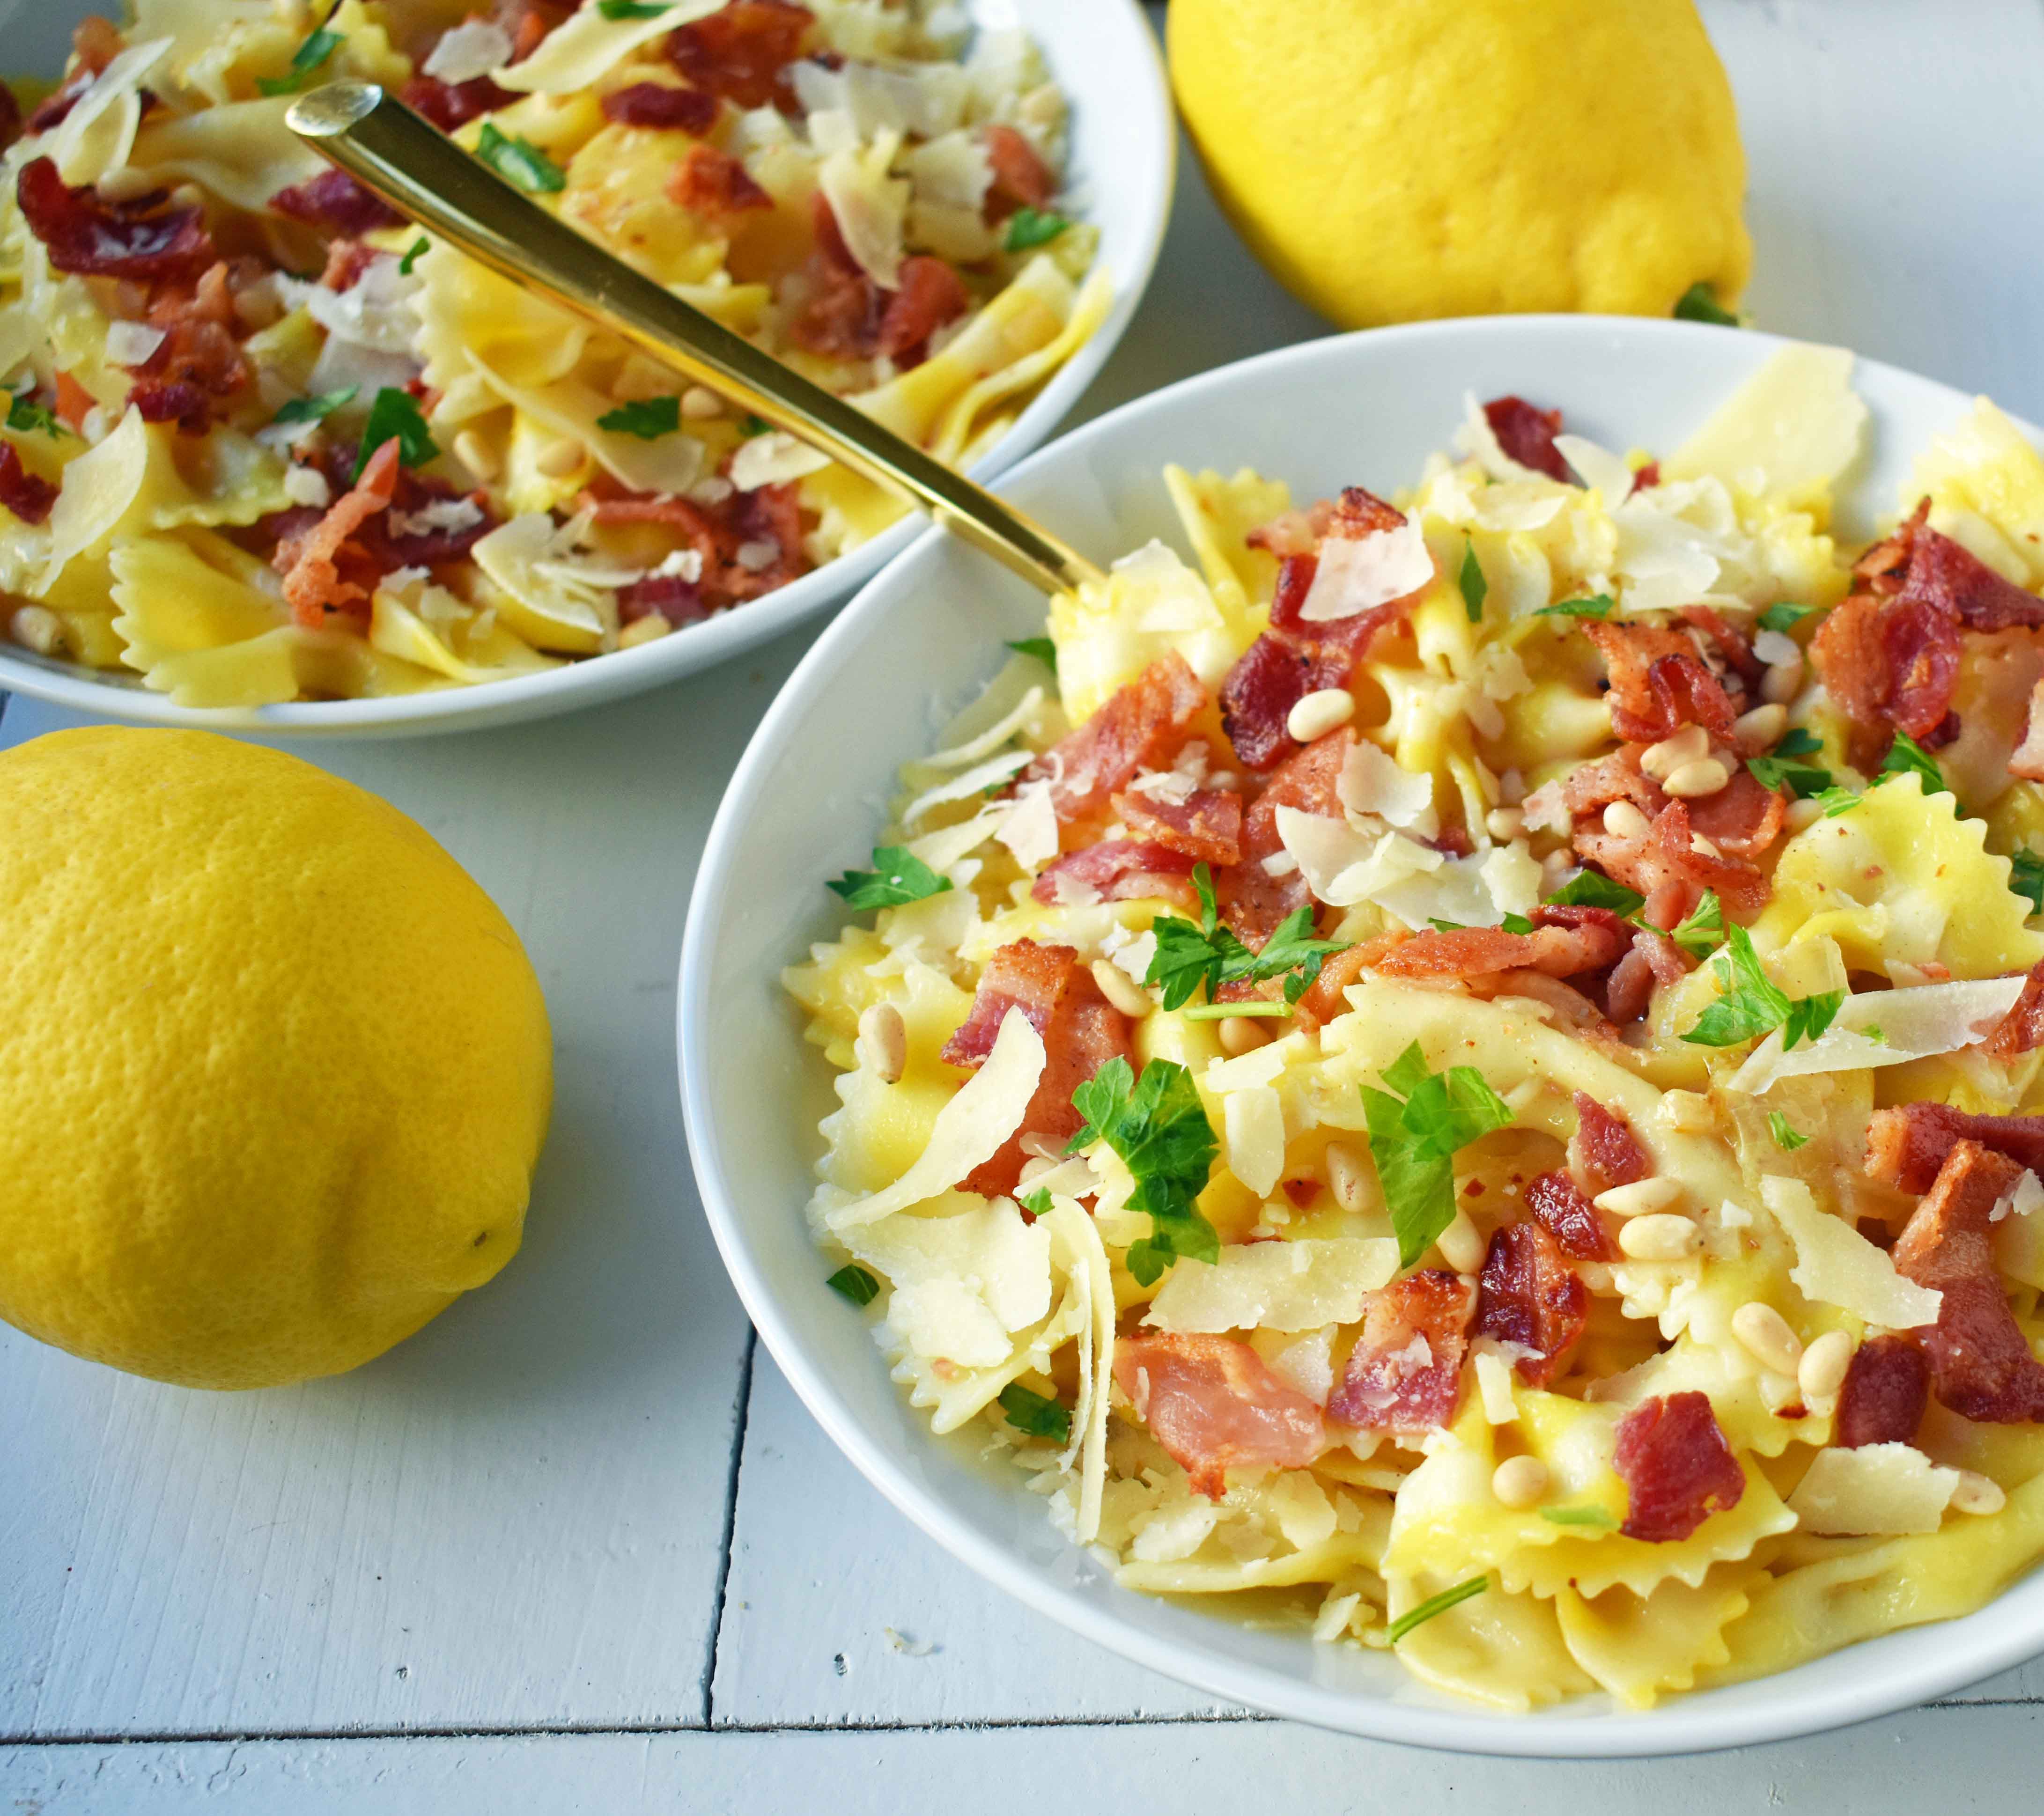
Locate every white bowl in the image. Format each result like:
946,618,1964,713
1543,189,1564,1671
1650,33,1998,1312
679,315,2044,1755
0,0,1173,736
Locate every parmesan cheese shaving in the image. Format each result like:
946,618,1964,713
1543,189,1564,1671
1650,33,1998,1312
922,685,1045,769
1552,434,1635,501
1787,1443,1957,1536
995,779,1058,869
818,135,909,289
1728,975,2027,1095
1275,808,1440,909
1471,1344,1521,1425
1046,1196,1115,1542
422,19,513,83
1336,736,1435,831
729,429,831,493
900,748,1032,828
39,406,148,593
1143,1237,1399,1335
40,35,170,183
1295,520,1434,623
1222,1085,1286,1197
1760,1176,1943,1331
492,0,723,93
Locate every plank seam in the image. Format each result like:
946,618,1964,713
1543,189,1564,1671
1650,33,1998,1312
699,1324,757,1725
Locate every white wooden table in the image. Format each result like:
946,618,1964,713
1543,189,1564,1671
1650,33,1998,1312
8,4,2044,1807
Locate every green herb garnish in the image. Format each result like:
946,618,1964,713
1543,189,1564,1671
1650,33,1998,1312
1387,1574,1489,1643
1680,924,1841,1050
1499,912,1535,935
1811,785,1861,819
741,414,773,436
1674,283,1739,327
826,1264,879,1306
5,391,67,438
476,122,567,194
1066,1056,1218,1286
354,386,437,477
272,385,358,428
598,0,674,15
597,396,681,440
826,845,953,911
399,236,429,276
2010,849,2044,917
1539,1506,1617,1529
1669,889,1725,959
1877,729,1946,794
1144,864,1347,1011
1019,1187,1053,1216
1544,870,1647,919
1757,602,1820,634
257,22,342,94
1362,1042,1513,1268
1458,540,1487,623
997,1382,1071,1444
1747,727,1832,798
1768,1111,1810,1152
1005,637,1057,672
1533,594,1615,620
1004,206,1069,252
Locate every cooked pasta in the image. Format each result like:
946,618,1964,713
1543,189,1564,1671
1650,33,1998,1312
786,346,2044,1709
0,0,1106,703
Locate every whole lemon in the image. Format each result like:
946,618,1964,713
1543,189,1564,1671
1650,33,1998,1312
1169,0,1752,327
0,729,551,1390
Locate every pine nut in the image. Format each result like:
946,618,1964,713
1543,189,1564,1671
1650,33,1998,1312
857,1002,907,1084
1326,1140,1368,1214
681,385,724,418
1090,958,1150,1019
1659,1089,1715,1134
1690,832,1724,858
1784,796,1825,832
1218,1015,1271,1055
1761,659,1803,706
536,435,585,478
1618,1213,1702,1261
453,429,501,482
1953,1470,2006,1516
1437,1210,1486,1275
1731,1301,1803,1376
1798,1329,1853,1402
1286,688,1356,744
1641,724,1710,780
9,604,63,656
1485,806,1525,842
1602,800,1653,841
1732,702,1789,752
1491,1455,1550,1509
1663,757,1732,799
1751,629,1801,668
1594,1176,1682,1217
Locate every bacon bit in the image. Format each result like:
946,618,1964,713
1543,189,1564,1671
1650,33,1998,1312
1564,747,1666,820
318,238,380,293
25,15,122,133
669,142,772,216
874,256,969,366
1289,935,1406,1028
1029,839,1197,909
602,81,719,132
1246,499,1341,559
1583,619,1741,744
1573,796,1769,932
401,73,516,130
1834,1334,1930,1448
1525,1169,1618,1262
0,444,58,526
1217,627,1349,773
276,439,402,628
1370,905,1631,985
1217,727,1350,943
667,0,814,110
1680,605,1767,691
271,168,401,235
981,123,1054,216
578,474,807,607
1683,765,1787,860
1857,1215,1898,1251
1866,1103,2044,1195
617,573,707,627
16,157,214,282
1112,786,1243,868
1891,1139,2044,1423
128,378,211,432
1857,499,2044,631
1474,1220,1588,1386
1327,1270,1474,1434
1985,961,2044,1060
1482,395,1571,483
1630,461,1660,495
1015,652,1207,828
1569,1093,1648,1196
1603,926,1689,1023
122,261,253,433
1114,1332,1326,1499
1614,1393,1744,1542
942,938,1070,1067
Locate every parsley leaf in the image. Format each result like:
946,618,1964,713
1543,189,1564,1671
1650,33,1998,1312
740,414,772,436
1004,206,1069,252
1746,727,1832,798
1458,540,1487,623
272,385,357,428
1758,602,1820,634
1674,282,1739,327
1784,988,1844,1049
1877,729,1946,794
1144,866,1347,1010
1811,785,1861,819
257,22,343,95
997,1382,1071,1444
1019,1187,1053,1216
825,845,953,911
1066,1056,1218,1286
476,122,567,194
1544,870,1646,918
5,391,68,438
1499,911,1535,935
1005,636,1057,672
1863,1024,1889,1046
1427,918,1465,933
399,236,429,276
598,0,674,15
1681,924,1838,1049
1539,1506,1616,1529
826,1264,879,1306
1669,889,1725,959
2011,849,2044,917
1387,1573,1489,1643
1532,594,1615,620
597,395,681,440
1362,1042,1513,1268
354,387,437,477
1768,1111,1810,1153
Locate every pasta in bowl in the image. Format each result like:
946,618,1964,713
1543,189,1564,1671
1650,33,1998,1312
0,0,1166,730
682,319,2044,1750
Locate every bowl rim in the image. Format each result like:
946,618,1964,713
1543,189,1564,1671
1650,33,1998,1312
679,313,2044,1756
0,0,1174,738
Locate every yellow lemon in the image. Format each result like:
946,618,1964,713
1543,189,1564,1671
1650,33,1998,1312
1169,0,1752,328
0,728,552,1390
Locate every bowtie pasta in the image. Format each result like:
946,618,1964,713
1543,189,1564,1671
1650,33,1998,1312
0,0,1105,704
786,346,2044,1710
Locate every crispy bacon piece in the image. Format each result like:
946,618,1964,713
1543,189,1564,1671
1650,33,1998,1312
1890,1140,2044,1423
1327,1270,1475,1434
1573,797,1769,932
578,475,807,607
275,439,402,627
128,379,210,432
1030,839,1196,909
1114,1332,1326,1499
1369,904,1632,985
1474,1220,1588,1386
981,123,1054,215
1856,500,2044,630
1583,620,1741,744
401,73,515,130
874,256,969,365
271,168,401,235
1834,1334,1930,1448
617,573,708,627
1563,747,1664,821
1612,1391,1745,1542
1015,652,1207,826
16,157,214,282
1216,628,1348,773
1604,927,1690,1024
602,81,718,132
1525,1169,1618,1262
1289,934,1406,1028
122,261,252,431
25,16,122,133
1217,728,1349,943
1867,1103,2044,1196
1113,786,1243,868
1683,765,1788,861
1483,395,1570,482
939,940,1131,1198
784,195,967,364
669,142,771,216
1569,1093,1647,1196
667,0,814,109
0,443,57,526
1985,961,2044,1060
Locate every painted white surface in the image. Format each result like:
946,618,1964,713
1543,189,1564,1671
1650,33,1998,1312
7,0,2044,1804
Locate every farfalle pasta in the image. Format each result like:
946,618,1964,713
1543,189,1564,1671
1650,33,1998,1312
786,346,2044,1710
0,0,1105,703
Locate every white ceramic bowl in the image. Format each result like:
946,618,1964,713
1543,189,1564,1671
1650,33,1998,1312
0,0,1172,735
679,316,2044,1755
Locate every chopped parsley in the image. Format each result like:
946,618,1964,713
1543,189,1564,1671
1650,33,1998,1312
1769,1111,1810,1152
741,414,773,436
257,21,343,95
399,236,429,276
1810,785,1862,819
1067,1056,1218,1286
476,122,567,194
1362,1042,1513,1268
1539,1505,1616,1529
1877,729,1946,794
1458,540,1487,623
825,1264,880,1306
1747,727,1832,798
1862,1025,1889,1046
1669,889,1725,959
1758,602,1821,634
1004,206,1069,252
1680,924,1842,1050
1144,864,1348,1011
597,395,682,440
997,1382,1071,1444
272,384,358,428
1387,1573,1489,1643
354,386,437,477
825,845,953,911
1427,918,1465,933
1499,911,1535,935
1532,594,1615,620
1005,636,1058,672
5,391,68,438
598,0,675,15
2010,849,2044,917
1019,1186,1053,1217
1544,870,1646,919
1674,282,1740,327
